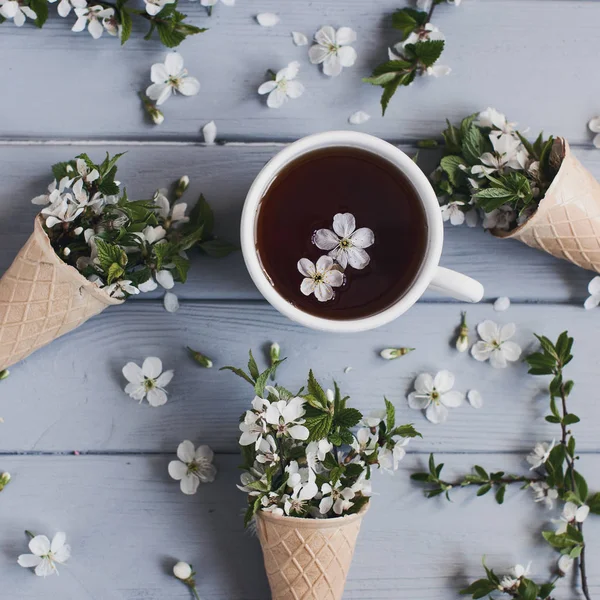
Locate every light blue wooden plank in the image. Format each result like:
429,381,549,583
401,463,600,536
1,454,599,599
0,144,597,303
1,301,599,453
0,1,598,144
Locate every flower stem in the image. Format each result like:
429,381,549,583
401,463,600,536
558,380,591,600
25,530,35,539
190,586,202,600
439,475,540,488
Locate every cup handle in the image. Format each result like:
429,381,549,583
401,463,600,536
428,266,484,303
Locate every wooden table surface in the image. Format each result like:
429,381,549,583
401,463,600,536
2,1,600,598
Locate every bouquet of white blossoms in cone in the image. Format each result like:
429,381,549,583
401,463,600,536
225,352,421,525
0,152,232,371
32,153,229,298
431,107,600,274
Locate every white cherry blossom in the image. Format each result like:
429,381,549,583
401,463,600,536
472,133,527,175
441,201,467,226
526,440,555,470
319,481,355,515
476,107,517,134
0,0,37,26
256,435,280,466
482,206,517,231
313,212,374,270
143,0,174,16
297,255,344,302
389,23,444,60
554,501,589,534
152,189,189,225
584,276,600,310
558,554,574,575
72,5,114,39
41,192,84,228
530,481,558,509
239,396,269,448
265,397,309,441
104,279,139,299
122,356,173,406
258,61,304,109
471,320,522,368
362,409,385,428
18,532,70,577
407,370,464,424
146,53,200,106
378,438,409,473
168,441,216,495
284,462,318,515
53,0,86,17
201,0,234,7
588,117,600,149
309,26,357,77
499,563,531,592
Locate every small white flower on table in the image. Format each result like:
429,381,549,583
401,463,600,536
258,61,305,109
143,0,174,16
297,255,344,302
314,212,374,269
554,501,589,534
471,320,522,368
526,440,555,470
146,53,200,106
584,276,600,309
499,563,531,592
72,5,115,39
0,0,37,26
168,440,217,495
309,26,357,77
18,532,71,577
407,370,464,424
122,356,173,406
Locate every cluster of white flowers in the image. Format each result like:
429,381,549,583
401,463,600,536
440,108,541,231
298,212,374,302
258,25,357,109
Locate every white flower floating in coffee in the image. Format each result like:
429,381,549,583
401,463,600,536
146,53,200,106
407,370,464,424
122,356,174,406
18,532,71,577
168,440,217,495
258,61,305,109
309,26,357,77
314,212,375,270
297,256,344,302
471,320,522,368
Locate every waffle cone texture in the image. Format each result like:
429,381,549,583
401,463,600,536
256,509,365,600
494,138,600,273
0,216,122,370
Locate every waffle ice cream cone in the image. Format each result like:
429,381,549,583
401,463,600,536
256,509,366,600
494,138,600,273
0,216,122,370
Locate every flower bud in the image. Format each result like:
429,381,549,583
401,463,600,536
0,472,11,491
455,311,469,353
74,227,83,236
380,347,414,360
557,554,573,576
63,247,71,257
173,561,192,580
151,109,165,126
187,347,213,368
270,342,280,364
175,176,190,199
0,369,9,380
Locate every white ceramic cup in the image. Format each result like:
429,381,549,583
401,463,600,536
241,131,484,333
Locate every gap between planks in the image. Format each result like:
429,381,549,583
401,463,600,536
0,138,595,150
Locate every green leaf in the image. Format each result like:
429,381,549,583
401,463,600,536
186,194,214,235
220,366,255,386
106,262,125,285
440,155,467,187
410,472,431,482
545,415,561,424
462,125,487,165
307,370,329,409
391,8,427,38
573,471,589,504
384,398,395,432
495,484,506,505
334,408,362,429
95,239,127,271
459,579,498,599
474,466,489,480
442,120,462,154
476,484,491,497
305,413,333,442
563,413,580,425
170,255,190,283
587,491,600,514
389,424,422,439
29,0,48,27
363,72,399,86
412,40,445,68
539,583,556,599
518,578,539,600
119,8,133,45
247,351,260,381
381,77,402,117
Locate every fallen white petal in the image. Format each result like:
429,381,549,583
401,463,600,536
493,296,511,312
467,389,483,409
256,12,279,27
344,366,352,373
348,111,371,125
164,292,179,313
203,120,217,144
291,31,308,46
